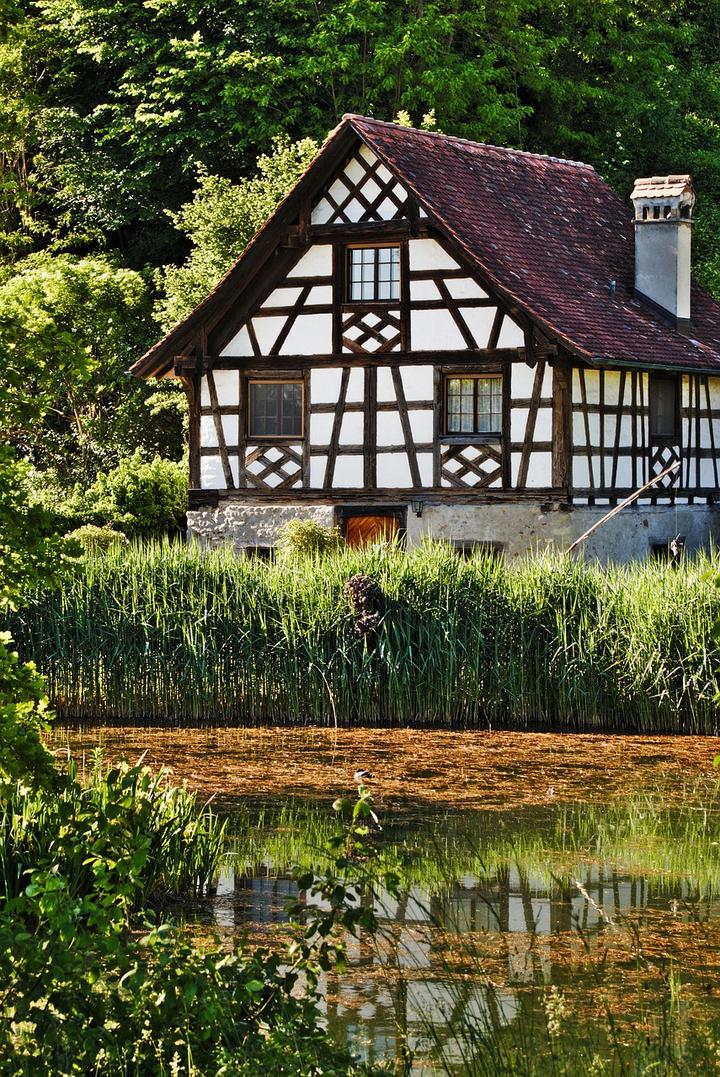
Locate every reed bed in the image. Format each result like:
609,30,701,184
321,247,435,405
6,540,720,730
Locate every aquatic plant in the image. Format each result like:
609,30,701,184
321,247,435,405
0,754,226,906
6,539,720,730
0,774,389,1077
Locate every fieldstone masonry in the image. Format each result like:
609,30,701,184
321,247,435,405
188,500,720,563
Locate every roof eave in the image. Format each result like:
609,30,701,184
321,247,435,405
131,119,361,379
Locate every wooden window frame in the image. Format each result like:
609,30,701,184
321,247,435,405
345,244,401,304
649,374,680,444
442,374,503,440
247,378,304,440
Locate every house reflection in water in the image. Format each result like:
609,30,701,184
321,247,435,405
209,859,720,1066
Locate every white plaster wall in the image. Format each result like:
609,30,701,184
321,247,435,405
709,378,720,409
346,368,364,402
311,367,343,404
311,198,334,225
309,457,327,487
377,452,412,487
534,407,553,441
200,415,239,448
604,370,621,404
333,455,364,487
572,412,588,445
417,453,434,486
221,325,254,357
200,456,239,489
377,367,396,402
524,452,552,487
376,410,404,446
446,278,489,300
339,411,364,444
496,316,524,348
250,316,285,354
410,280,439,302
401,366,434,401
409,410,434,442
343,156,366,185
511,364,537,397
287,245,332,277
458,306,498,347
409,238,460,272
700,458,719,486
310,413,334,443
200,371,239,408
280,313,333,354
261,285,303,308
411,308,467,350
512,408,529,442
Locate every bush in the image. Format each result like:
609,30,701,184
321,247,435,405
64,523,130,553
0,764,387,1077
58,451,187,539
276,518,345,559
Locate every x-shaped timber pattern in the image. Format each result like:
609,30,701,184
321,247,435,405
441,444,503,488
319,152,409,224
342,309,402,353
245,445,303,490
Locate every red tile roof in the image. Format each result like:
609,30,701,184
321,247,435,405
133,114,720,377
348,116,720,372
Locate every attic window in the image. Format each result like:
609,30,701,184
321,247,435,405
347,246,400,301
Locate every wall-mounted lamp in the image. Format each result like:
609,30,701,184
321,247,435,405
410,500,424,518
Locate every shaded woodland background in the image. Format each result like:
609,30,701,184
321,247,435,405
1,0,720,525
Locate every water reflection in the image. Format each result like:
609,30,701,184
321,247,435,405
206,854,720,1068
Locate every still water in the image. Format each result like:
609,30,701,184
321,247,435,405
51,726,720,1069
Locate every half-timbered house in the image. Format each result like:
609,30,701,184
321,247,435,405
132,115,720,560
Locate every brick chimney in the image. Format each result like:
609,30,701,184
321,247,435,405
630,175,695,333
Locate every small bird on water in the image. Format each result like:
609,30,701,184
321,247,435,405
354,769,375,783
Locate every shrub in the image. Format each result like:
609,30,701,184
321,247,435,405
59,451,187,539
64,523,130,553
276,518,345,559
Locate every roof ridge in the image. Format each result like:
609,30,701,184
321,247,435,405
343,113,596,172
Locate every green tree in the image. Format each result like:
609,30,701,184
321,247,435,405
157,136,319,329
0,252,184,483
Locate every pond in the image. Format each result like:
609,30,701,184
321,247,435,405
49,726,720,1073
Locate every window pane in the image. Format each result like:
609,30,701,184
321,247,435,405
280,383,303,435
446,376,502,434
348,246,400,301
650,378,676,437
249,382,302,437
477,378,502,432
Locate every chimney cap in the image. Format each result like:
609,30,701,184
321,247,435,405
631,175,694,201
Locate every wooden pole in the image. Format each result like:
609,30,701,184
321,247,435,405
565,461,681,555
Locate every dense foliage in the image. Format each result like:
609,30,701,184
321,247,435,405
0,755,387,1076
0,0,718,501
9,540,720,731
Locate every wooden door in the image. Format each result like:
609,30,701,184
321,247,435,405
345,515,400,548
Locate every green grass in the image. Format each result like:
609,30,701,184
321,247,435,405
7,539,720,730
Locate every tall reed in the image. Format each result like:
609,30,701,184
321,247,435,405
7,540,720,730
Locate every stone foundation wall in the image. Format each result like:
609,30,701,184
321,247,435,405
188,502,335,551
187,498,720,563
407,502,720,562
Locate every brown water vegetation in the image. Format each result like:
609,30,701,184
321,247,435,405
46,727,720,811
